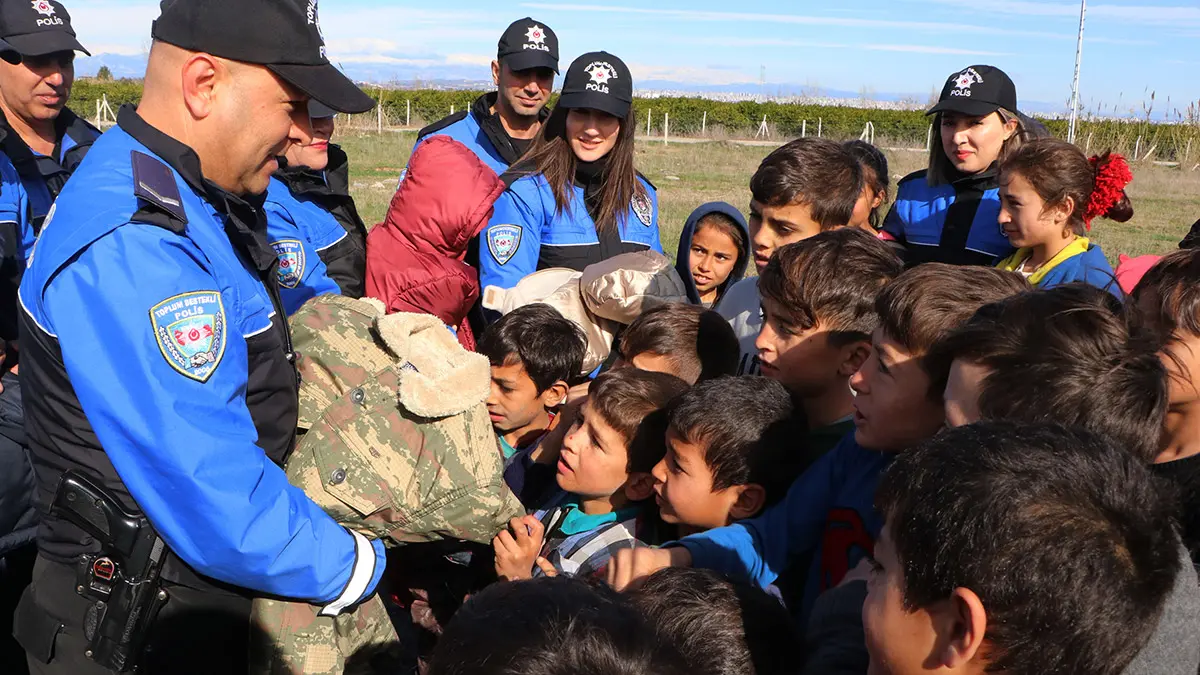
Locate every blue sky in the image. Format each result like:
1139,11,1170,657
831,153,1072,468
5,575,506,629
70,1,1200,115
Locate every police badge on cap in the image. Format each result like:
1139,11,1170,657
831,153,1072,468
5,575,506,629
557,51,633,120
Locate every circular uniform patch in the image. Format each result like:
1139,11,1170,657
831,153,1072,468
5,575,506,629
271,239,305,289
632,192,653,227
150,291,227,383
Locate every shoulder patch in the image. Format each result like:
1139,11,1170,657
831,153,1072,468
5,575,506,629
131,150,187,225
487,224,522,266
416,110,470,141
271,239,306,289
151,291,227,383
632,191,653,227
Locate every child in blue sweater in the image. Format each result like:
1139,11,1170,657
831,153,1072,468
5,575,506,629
607,264,1030,620
995,138,1132,298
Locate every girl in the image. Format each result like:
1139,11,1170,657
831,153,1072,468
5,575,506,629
674,203,749,308
479,52,662,292
843,140,889,234
265,101,368,313
882,65,1029,266
995,138,1131,297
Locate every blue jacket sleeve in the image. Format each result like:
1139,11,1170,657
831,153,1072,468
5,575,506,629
648,188,664,254
881,199,907,242
42,224,384,609
676,445,838,588
478,186,544,291
264,200,342,315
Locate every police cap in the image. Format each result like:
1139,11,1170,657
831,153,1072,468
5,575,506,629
927,65,1018,119
497,17,558,74
152,0,375,115
0,0,89,60
557,51,632,120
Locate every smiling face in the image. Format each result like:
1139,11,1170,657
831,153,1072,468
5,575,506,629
748,199,823,273
558,401,632,501
566,108,621,163
494,61,554,119
689,223,741,304
998,170,1072,248
940,111,1018,175
849,329,946,452
0,50,74,124
284,114,335,171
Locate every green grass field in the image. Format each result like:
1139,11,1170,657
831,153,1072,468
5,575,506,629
337,130,1200,263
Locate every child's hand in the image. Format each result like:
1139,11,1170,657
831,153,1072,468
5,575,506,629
607,546,692,591
493,515,546,581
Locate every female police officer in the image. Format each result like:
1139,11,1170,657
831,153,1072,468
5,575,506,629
478,52,662,292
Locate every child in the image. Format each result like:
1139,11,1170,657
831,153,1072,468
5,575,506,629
717,138,864,375
617,303,739,384
652,376,803,534
1130,248,1200,564
883,65,1028,267
756,229,904,455
995,139,1131,296
627,568,804,675
675,203,750,308
608,264,1030,621
493,369,688,580
866,422,1182,675
478,303,585,459
842,140,890,234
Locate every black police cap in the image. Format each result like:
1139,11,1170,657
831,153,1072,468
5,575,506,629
927,65,1018,118
152,0,374,115
0,0,89,59
557,51,632,120
497,17,558,74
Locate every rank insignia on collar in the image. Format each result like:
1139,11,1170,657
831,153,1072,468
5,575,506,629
271,239,305,289
150,291,227,383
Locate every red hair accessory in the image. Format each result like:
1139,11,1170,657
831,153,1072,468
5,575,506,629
1084,153,1133,230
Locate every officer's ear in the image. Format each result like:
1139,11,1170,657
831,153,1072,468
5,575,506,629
491,60,501,88
181,53,222,120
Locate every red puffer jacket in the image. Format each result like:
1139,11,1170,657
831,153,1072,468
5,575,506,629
365,136,504,350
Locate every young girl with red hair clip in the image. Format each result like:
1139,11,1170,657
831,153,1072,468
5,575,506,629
995,138,1133,297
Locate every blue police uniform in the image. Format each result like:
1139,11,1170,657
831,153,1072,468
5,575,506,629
412,93,545,178
264,176,345,315
16,108,383,638
882,168,1014,267
479,172,662,291
0,107,99,235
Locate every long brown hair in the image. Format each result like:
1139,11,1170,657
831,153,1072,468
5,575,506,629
512,105,645,234
927,108,1027,186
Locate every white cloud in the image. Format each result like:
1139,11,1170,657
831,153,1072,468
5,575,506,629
670,36,1009,56
446,53,495,67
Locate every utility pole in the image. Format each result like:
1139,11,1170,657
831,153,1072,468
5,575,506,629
1067,0,1087,143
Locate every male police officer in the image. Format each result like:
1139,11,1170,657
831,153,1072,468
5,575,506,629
12,1,383,673
413,17,558,176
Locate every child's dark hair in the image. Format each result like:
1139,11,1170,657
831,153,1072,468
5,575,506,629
876,264,1030,397
479,304,585,392
842,140,889,229
589,368,690,473
758,228,903,347
1001,138,1134,236
694,212,747,262
876,422,1180,675
627,568,804,675
667,376,803,506
619,303,739,384
928,284,1167,463
749,137,862,230
429,576,686,675
1130,248,1200,346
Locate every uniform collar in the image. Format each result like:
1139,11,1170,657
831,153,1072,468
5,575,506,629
0,105,94,166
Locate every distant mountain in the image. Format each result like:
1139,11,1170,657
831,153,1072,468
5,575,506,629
76,53,148,79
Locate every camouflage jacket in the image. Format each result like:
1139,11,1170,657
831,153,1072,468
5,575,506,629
252,294,523,675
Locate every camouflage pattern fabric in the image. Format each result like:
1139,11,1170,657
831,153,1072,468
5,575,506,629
251,294,524,674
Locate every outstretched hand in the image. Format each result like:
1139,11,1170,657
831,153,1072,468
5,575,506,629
493,515,546,581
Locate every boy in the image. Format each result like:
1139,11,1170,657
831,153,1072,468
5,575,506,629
756,229,903,455
652,376,803,534
866,422,1182,675
617,303,739,384
478,304,585,458
608,265,1029,621
493,369,688,580
717,138,864,375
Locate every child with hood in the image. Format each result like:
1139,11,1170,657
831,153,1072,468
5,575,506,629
674,202,750,309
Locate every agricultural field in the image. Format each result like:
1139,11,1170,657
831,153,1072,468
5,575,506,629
337,129,1200,263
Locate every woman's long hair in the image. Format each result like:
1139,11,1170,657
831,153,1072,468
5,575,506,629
513,105,645,235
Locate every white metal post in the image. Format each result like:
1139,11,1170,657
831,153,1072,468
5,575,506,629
664,113,669,145
802,119,807,138
647,109,652,136
406,99,411,127
818,118,822,138
701,111,707,136
1067,0,1087,143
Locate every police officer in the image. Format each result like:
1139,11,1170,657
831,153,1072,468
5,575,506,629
413,17,559,176
13,1,384,673
266,101,365,315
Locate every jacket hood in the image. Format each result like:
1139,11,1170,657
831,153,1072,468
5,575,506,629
674,201,750,306
377,135,504,257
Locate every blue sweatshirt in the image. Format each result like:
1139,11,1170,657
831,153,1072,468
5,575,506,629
674,202,750,308
677,433,892,620
996,237,1122,299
